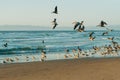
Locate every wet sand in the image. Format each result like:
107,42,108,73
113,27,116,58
0,58,120,80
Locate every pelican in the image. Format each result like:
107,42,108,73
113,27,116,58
89,32,94,37
80,25,85,31
89,36,96,41
52,18,58,29
72,21,84,30
97,20,107,27
89,32,95,41
52,6,58,14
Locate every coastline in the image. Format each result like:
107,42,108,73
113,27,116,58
0,57,120,80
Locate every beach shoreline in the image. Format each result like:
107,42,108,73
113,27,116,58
0,57,120,80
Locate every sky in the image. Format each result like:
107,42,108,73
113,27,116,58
0,0,120,30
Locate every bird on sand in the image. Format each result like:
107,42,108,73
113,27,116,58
52,18,58,29
97,20,107,27
52,6,58,14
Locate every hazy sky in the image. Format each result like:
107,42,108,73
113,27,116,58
0,0,120,30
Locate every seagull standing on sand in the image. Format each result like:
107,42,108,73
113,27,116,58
52,18,58,29
52,6,58,14
97,20,107,27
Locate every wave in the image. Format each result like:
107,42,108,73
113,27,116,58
0,30,120,55
0,46,46,55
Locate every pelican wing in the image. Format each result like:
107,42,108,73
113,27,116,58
104,21,107,25
52,23,58,29
55,6,58,14
74,23,79,30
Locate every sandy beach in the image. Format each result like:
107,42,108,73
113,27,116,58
0,58,120,80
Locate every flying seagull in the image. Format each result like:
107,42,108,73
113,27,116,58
52,18,58,29
97,20,107,27
52,6,58,14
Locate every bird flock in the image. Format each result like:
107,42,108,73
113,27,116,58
1,5,120,64
51,6,109,32
52,6,58,29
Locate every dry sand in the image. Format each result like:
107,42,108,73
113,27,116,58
0,58,120,80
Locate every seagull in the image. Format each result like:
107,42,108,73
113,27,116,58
52,6,58,14
97,20,107,27
52,18,58,29
72,21,84,30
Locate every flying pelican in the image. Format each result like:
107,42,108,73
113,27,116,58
72,21,84,30
72,21,80,30
80,25,85,31
89,32,94,37
97,20,107,27
52,18,58,29
52,6,58,14
89,32,95,41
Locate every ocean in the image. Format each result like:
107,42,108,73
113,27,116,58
0,30,120,63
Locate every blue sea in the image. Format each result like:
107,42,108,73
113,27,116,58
0,30,120,63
